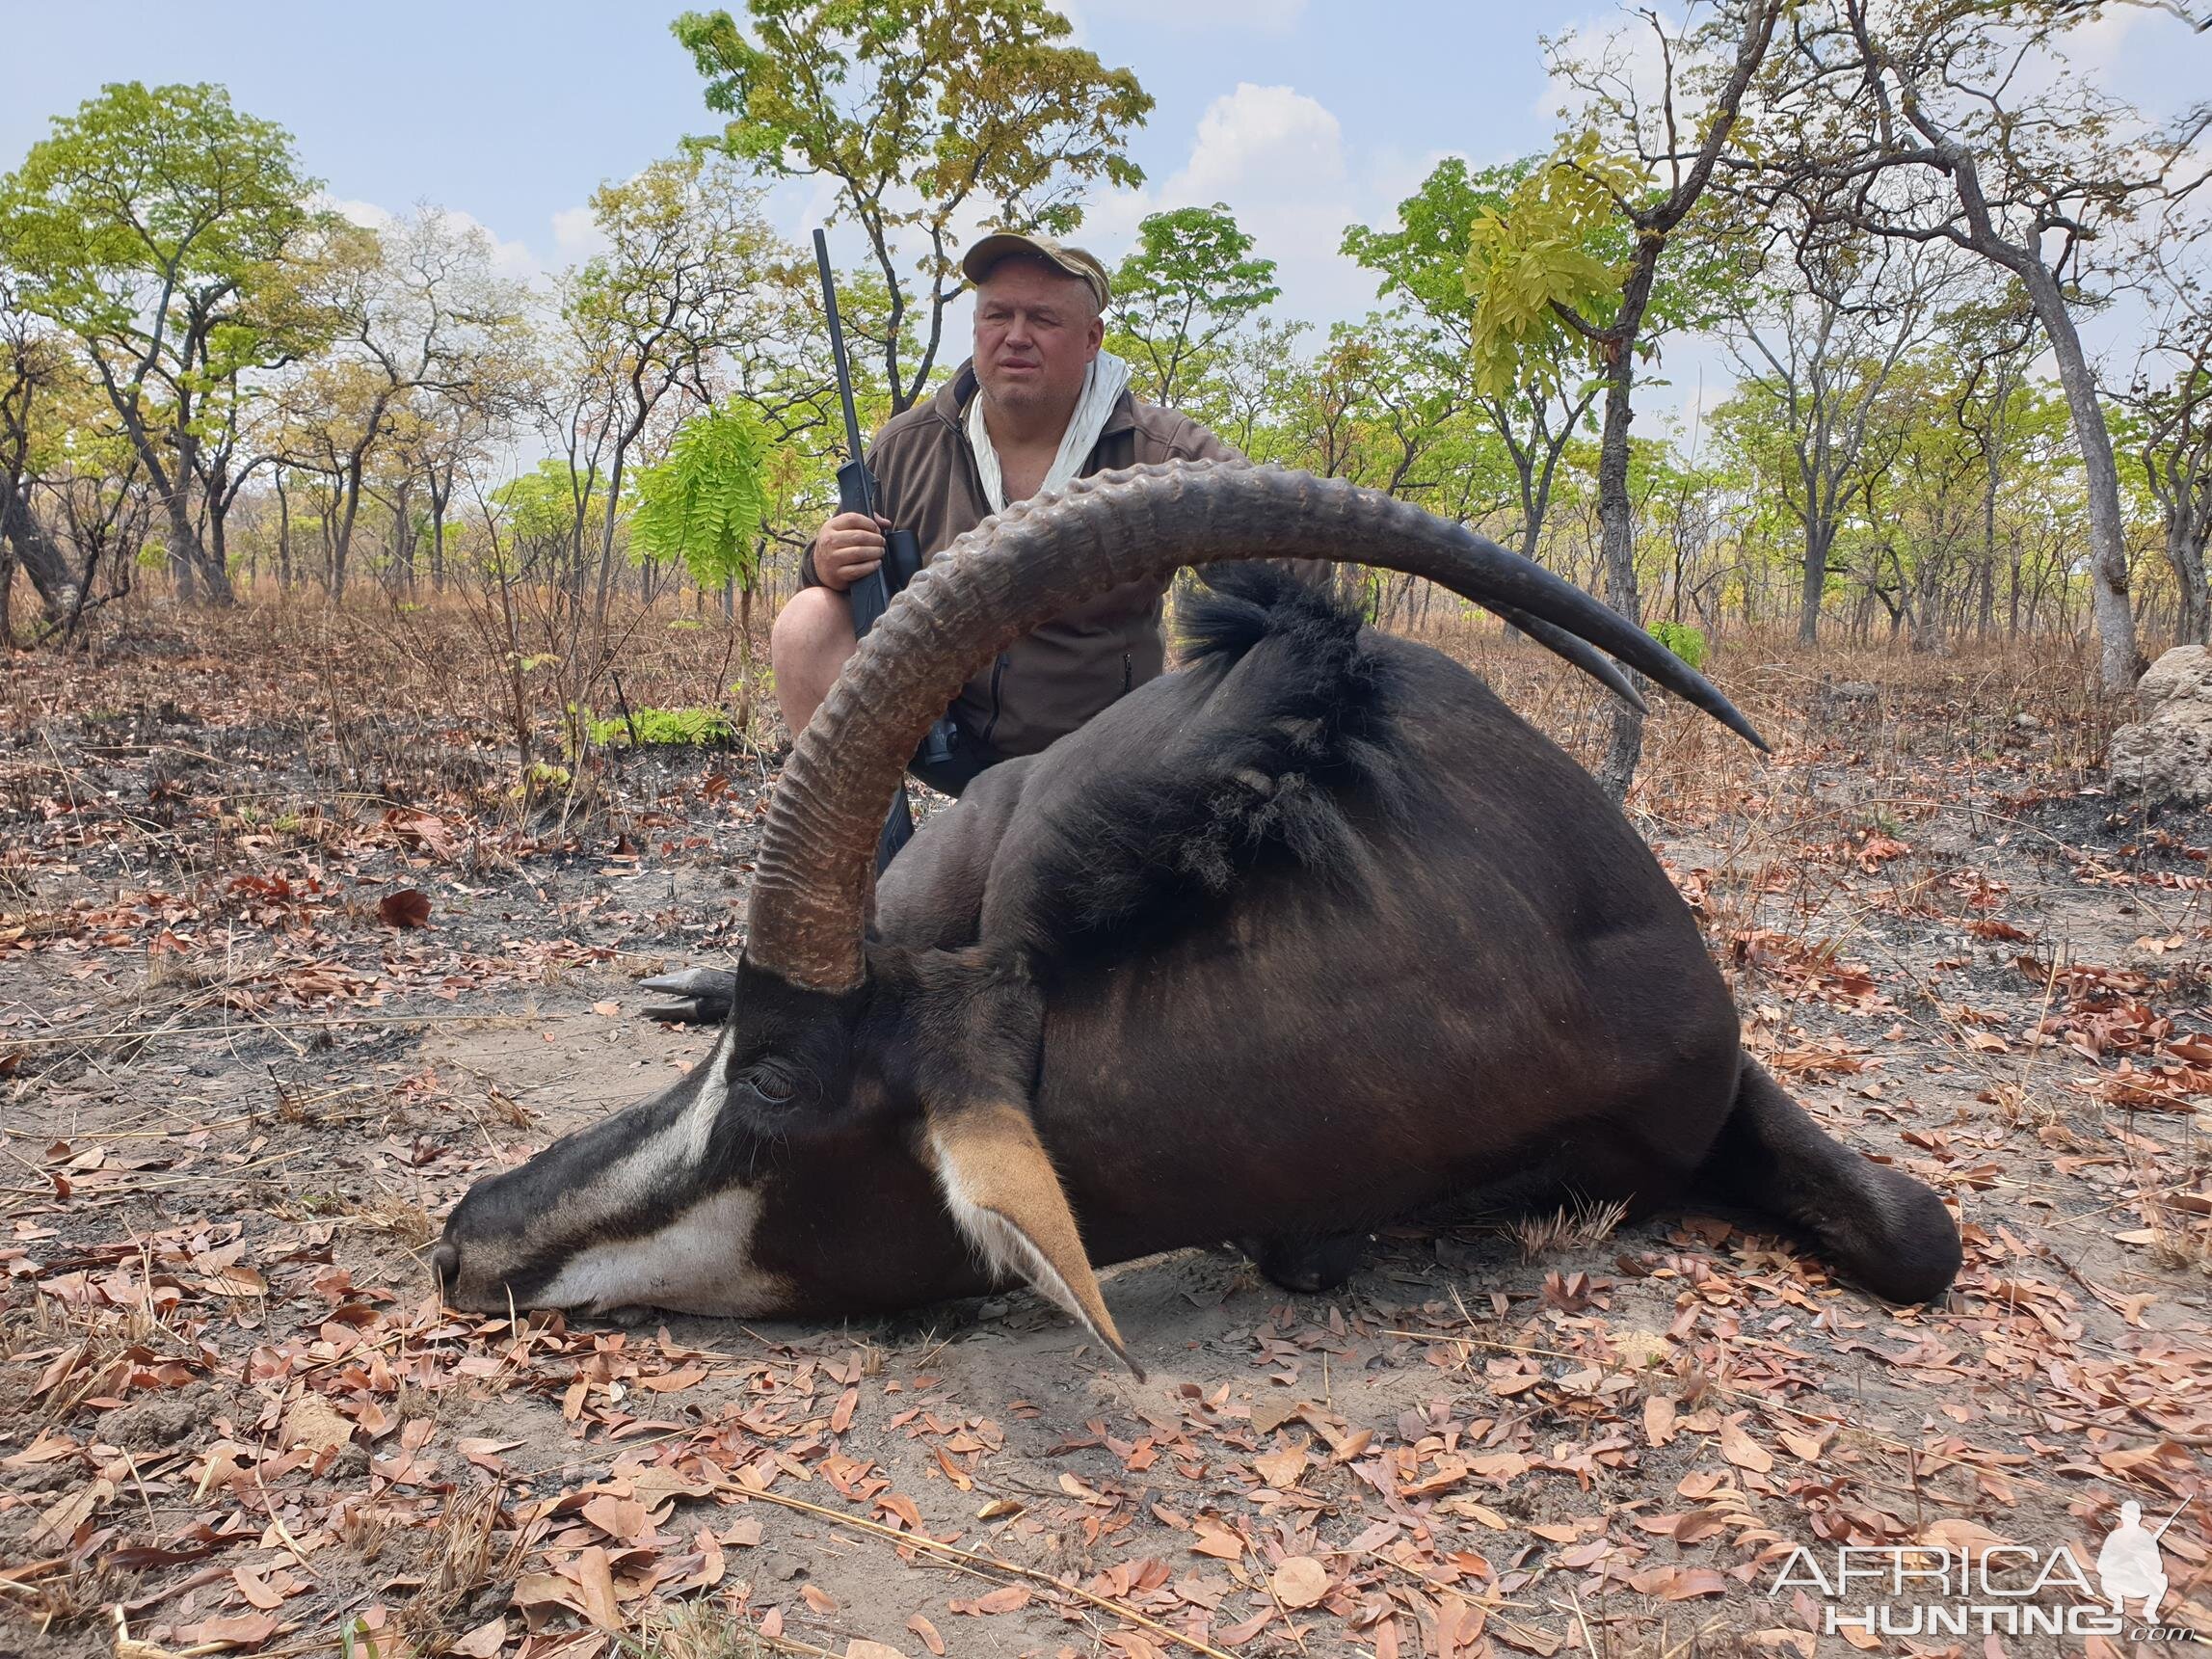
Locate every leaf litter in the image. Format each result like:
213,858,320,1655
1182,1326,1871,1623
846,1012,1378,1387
2,625,2207,1657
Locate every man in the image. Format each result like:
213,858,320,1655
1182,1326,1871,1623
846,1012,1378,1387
771,230,1239,794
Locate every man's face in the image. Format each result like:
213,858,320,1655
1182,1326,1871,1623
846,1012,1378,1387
973,259,1103,420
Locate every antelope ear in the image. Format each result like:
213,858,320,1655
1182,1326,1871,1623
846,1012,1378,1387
926,1101,1142,1380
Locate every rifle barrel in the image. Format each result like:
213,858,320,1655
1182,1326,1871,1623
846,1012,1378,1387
813,229,868,467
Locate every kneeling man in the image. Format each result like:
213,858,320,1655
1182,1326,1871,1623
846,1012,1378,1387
772,230,1239,793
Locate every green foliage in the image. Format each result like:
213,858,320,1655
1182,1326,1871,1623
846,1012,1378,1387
511,763,573,799
1345,157,1526,340
1647,619,1707,670
1462,136,1640,400
590,707,734,749
0,83,333,407
490,462,607,564
1107,204,1278,406
673,0,1151,408
628,400,770,591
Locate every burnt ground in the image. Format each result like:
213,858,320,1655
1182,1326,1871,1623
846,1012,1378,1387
0,607,2207,1659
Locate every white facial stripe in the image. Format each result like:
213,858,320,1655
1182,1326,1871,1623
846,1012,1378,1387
533,1186,786,1315
682,1026,736,1163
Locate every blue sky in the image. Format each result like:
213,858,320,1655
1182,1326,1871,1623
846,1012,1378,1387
5,0,2208,432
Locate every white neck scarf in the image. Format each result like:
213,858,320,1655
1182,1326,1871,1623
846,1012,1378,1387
966,350,1133,515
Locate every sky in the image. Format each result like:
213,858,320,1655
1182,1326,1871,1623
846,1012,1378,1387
4,0,2209,438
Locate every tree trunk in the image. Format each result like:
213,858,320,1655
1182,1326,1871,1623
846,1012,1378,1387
429,478,448,593
277,472,292,591
1799,518,1833,645
735,582,755,741
331,459,365,600
2168,520,2209,646
0,479,80,618
165,490,200,602
1594,342,1645,803
2021,267,2135,687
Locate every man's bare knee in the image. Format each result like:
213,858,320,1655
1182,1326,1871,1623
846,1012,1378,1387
771,585,854,650
771,586,859,737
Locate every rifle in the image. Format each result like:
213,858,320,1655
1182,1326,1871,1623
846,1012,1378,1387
813,229,951,870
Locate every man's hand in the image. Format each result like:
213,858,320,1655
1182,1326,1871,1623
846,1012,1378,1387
813,512,891,592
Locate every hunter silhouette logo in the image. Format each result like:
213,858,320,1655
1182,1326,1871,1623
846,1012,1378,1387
2095,1500,2179,1622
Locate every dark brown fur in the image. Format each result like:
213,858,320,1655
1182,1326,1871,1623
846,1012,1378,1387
440,569,1959,1319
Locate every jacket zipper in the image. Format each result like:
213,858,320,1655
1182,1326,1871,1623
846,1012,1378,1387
1122,651,1133,695
982,654,1007,746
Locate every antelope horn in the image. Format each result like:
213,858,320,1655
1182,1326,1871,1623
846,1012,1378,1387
747,461,1766,992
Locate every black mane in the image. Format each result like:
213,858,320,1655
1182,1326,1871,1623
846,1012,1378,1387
1000,563,1412,961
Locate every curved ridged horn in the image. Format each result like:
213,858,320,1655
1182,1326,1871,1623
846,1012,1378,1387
747,461,1767,991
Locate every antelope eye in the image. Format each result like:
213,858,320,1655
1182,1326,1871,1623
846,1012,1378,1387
741,1064,796,1105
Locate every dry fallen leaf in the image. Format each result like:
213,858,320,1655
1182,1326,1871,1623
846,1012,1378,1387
1270,1555,1330,1609
1718,1418,1774,1474
1253,1445,1310,1489
231,1565,284,1611
378,888,432,928
176,1612,280,1650
573,1545,621,1630
450,1618,508,1658
1629,1565,1730,1600
1495,1619,1565,1656
907,1611,947,1655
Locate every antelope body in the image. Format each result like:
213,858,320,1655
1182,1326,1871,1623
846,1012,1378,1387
435,464,1960,1372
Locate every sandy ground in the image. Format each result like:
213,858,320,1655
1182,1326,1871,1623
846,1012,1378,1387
2,619,2207,1659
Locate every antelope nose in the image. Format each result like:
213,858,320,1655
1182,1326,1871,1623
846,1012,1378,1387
430,1243,460,1289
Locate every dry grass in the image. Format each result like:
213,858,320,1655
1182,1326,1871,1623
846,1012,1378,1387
1513,1195,1633,1262
621,1600,775,1659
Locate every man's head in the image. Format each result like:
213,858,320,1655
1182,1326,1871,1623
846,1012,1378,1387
963,232,1108,423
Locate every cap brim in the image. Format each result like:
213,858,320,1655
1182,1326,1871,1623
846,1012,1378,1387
961,233,1106,308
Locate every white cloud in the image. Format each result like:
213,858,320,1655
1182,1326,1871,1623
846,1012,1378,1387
1179,82,1346,201
314,194,545,285
550,204,609,268
1079,83,1387,326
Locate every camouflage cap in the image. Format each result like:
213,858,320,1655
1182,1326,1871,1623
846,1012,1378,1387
960,230,1111,310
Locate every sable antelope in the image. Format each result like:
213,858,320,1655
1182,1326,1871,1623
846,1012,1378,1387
434,463,1960,1374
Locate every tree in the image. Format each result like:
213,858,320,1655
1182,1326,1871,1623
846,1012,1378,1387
0,83,333,602
675,0,1151,413
1106,205,1278,408
1346,157,1601,563
0,262,84,627
271,206,526,597
629,398,773,733
1719,237,1943,641
1471,1,1781,799
543,150,782,624
2113,245,2212,644
1750,0,2212,688
629,398,770,593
